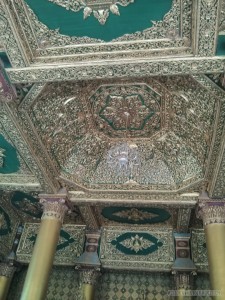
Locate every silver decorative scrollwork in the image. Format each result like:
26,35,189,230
48,0,135,25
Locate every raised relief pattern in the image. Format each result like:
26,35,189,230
48,0,135,25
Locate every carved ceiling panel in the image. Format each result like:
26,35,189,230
19,75,218,192
0,0,194,67
92,206,177,228
90,83,162,138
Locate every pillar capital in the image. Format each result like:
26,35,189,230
173,272,192,290
198,201,225,226
0,263,16,278
80,269,101,286
39,189,69,223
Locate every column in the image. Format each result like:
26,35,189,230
80,269,100,300
0,263,16,300
199,201,225,299
21,192,68,300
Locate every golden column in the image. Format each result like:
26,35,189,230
199,200,225,299
0,263,16,300
80,269,100,300
21,191,68,300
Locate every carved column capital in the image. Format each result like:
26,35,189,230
39,190,69,223
198,202,225,226
80,269,101,286
173,272,193,290
0,263,16,278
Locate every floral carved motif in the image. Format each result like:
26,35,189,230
48,0,135,25
112,208,158,222
91,84,161,138
120,234,153,253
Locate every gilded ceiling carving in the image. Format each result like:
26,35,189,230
0,0,194,68
24,76,217,192
90,84,161,138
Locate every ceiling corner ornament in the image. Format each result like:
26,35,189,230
48,0,135,25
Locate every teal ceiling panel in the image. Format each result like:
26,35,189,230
25,0,173,41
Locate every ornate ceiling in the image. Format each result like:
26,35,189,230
0,0,225,274
17,75,218,193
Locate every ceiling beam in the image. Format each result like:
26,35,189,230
6,56,225,84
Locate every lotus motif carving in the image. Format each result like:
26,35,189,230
48,0,135,24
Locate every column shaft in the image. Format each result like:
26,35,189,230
0,276,12,300
21,218,61,300
205,223,225,298
83,283,95,300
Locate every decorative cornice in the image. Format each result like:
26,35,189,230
69,191,198,207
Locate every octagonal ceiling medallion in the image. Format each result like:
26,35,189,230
90,84,162,138
48,0,135,24
26,76,216,192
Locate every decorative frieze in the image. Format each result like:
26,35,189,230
7,57,225,84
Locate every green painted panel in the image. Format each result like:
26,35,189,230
0,134,20,174
0,52,11,68
11,191,42,219
28,229,76,251
111,232,163,255
101,207,171,224
25,0,173,41
216,35,225,56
